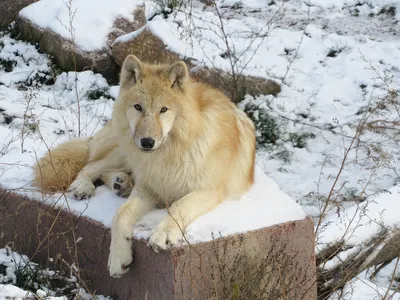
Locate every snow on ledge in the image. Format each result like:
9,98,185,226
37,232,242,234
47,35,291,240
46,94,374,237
1,161,308,245
18,0,157,52
133,166,309,244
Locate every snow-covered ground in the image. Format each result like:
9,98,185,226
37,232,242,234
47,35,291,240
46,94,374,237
0,247,110,299
0,0,400,299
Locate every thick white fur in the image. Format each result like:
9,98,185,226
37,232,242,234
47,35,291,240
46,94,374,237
33,125,134,198
107,55,256,278
33,55,256,279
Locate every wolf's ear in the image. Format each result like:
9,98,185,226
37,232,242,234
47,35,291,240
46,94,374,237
120,55,144,88
166,61,189,89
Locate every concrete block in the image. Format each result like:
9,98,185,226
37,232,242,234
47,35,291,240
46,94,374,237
0,187,317,299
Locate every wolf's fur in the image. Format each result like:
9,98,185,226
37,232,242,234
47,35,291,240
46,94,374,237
33,55,256,278
33,125,133,198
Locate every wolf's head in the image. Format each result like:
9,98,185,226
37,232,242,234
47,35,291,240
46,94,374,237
116,55,190,152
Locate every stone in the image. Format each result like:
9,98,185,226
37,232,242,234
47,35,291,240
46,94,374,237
112,28,181,67
0,0,37,30
13,5,147,84
112,28,281,102
107,5,147,45
14,16,120,83
190,65,282,103
0,188,317,300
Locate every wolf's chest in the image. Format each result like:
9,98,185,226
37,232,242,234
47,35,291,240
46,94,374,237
130,151,204,202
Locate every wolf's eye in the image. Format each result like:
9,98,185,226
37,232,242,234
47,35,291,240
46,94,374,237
160,107,168,113
134,104,142,111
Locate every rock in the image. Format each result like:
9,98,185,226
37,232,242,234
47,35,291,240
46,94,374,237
190,65,282,103
112,28,281,102
14,4,147,84
0,0,37,30
107,5,147,45
112,28,181,67
0,188,317,300
15,16,119,83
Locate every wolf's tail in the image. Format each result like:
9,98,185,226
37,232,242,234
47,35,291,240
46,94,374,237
33,138,90,193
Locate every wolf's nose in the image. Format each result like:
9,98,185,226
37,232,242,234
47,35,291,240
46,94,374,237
140,138,155,149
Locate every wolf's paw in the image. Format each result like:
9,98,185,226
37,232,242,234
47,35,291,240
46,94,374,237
68,178,95,200
112,172,133,197
147,225,183,253
107,237,133,278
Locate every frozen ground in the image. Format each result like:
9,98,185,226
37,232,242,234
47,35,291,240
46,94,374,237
0,0,399,299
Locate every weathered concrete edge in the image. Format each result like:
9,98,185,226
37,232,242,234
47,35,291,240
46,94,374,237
169,216,317,299
0,187,317,299
0,188,175,299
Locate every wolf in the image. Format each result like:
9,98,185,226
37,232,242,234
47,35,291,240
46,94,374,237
33,55,256,278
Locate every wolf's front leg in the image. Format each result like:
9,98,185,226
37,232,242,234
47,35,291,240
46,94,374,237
101,171,134,197
147,190,223,252
68,146,131,199
108,195,154,278
68,158,111,200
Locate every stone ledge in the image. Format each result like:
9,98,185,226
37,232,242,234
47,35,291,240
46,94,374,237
0,0,37,30
0,188,317,300
14,16,121,83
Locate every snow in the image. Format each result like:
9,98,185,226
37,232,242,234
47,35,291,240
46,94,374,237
2,0,400,298
328,270,400,300
0,284,34,298
318,185,400,249
0,37,50,86
134,166,307,243
113,25,146,43
0,247,110,299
